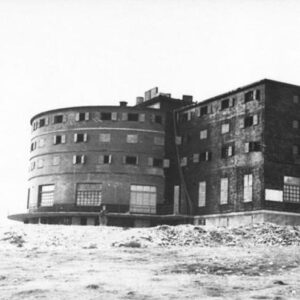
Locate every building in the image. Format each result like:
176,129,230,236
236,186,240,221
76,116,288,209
8,80,300,226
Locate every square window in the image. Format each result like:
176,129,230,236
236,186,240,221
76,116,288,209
200,129,208,140
128,113,139,121
99,133,111,143
127,134,138,143
125,156,138,165
200,106,208,116
221,123,230,134
221,99,229,110
101,112,112,121
155,115,162,124
54,115,64,124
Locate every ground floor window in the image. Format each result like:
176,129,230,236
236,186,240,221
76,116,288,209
38,184,55,207
198,181,206,207
130,185,157,214
243,174,253,202
284,176,300,203
76,183,102,206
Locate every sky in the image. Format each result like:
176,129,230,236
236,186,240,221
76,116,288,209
0,0,300,221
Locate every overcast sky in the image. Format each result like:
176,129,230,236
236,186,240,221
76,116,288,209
1,0,300,221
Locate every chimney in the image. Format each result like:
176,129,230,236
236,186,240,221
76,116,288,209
119,101,127,107
136,97,144,105
182,95,193,103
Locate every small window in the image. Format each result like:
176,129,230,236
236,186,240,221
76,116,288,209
37,159,44,168
193,153,199,163
38,139,45,148
198,181,206,207
126,134,138,143
221,99,229,110
244,114,259,128
39,118,46,127
53,115,64,124
128,113,139,121
199,151,212,162
76,112,89,121
74,133,87,143
53,156,60,166
175,136,182,145
200,106,208,116
245,141,261,153
220,178,229,205
245,90,260,103
154,136,165,146
293,95,299,104
30,141,36,152
153,158,163,168
243,174,253,202
221,123,230,134
180,157,187,167
53,135,66,145
99,133,111,143
98,154,112,164
73,155,85,164
180,113,188,122
292,120,299,129
293,145,300,156
101,112,112,121
200,129,208,140
221,145,235,158
124,156,138,165
155,115,162,124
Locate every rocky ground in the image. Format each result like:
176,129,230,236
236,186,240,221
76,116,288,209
0,223,300,299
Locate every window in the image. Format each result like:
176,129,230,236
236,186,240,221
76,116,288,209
180,113,188,122
73,155,86,164
99,133,111,143
128,113,139,121
243,114,259,128
221,123,230,134
98,154,112,164
53,115,64,124
30,161,36,171
30,141,37,151
175,136,182,145
199,151,212,161
198,181,206,207
126,134,138,143
53,135,66,145
221,145,235,158
245,89,260,103
221,98,230,110
220,178,229,205
76,183,102,206
200,129,208,140
39,118,47,127
74,133,87,143
200,106,208,116
153,158,163,168
37,159,44,168
101,112,112,121
283,176,300,203
124,155,138,165
130,185,157,214
38,139,45,148
193,153,200,163
38,184,55,207
155,115,162,124
180,157,187,166
293,120,299,129
243,174,253,202
53,156,60,166
154,136,165,146
245,141,261,153
293,95,299,104
293,145,300,156
76,112,89,121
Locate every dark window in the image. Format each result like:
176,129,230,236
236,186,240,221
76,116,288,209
155,115,162,124
76,133,84,143
245,91,254,102
199,151,212,162
249,141,261,152
200,106,208,116
221,145,235,158
103,155,111,164
101,112,112,121
244,115,258,128
39,118,46,127
54,115,63,123
221,99,229,110
78,112,86,121
128,113,139,121
180,113,188,122
125,156,138,165
153,158,163,167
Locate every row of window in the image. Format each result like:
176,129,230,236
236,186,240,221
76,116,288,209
198,174,300,207
30,155,170,170
29,183,157,214
179,89,262,122
32,111,163,130
31,133,165,151
180,141,262,166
